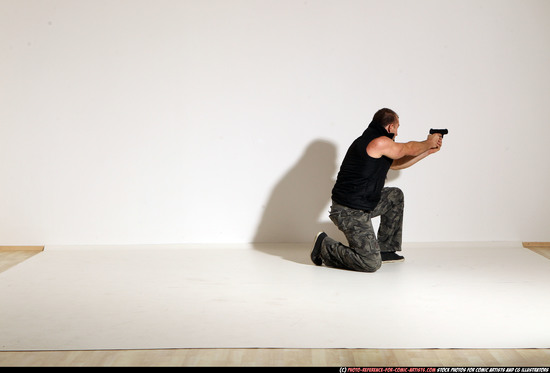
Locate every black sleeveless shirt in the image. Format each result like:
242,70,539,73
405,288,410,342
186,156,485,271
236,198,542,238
331,122,394,211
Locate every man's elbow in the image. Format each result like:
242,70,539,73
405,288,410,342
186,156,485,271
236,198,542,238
390,159,404,170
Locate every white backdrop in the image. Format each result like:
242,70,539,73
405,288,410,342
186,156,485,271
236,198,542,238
1,0,549,245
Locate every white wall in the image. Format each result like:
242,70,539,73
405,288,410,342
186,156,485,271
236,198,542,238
1,0,549,245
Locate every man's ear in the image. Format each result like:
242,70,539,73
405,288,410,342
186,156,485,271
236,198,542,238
386,124,395,139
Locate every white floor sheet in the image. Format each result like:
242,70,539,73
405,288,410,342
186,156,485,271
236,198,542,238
1,242,549,351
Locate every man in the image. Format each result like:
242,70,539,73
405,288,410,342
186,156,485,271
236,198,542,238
311,108,443,272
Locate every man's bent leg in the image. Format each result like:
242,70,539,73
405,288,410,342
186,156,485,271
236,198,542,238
371,187,404,254
320,202,381,272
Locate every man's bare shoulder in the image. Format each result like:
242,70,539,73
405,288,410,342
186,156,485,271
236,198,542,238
366,136,394,158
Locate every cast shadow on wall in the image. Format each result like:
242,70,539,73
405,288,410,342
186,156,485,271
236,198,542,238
252,139,401,265
252,139,342,265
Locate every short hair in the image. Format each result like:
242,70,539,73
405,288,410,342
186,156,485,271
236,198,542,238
372,108,398,128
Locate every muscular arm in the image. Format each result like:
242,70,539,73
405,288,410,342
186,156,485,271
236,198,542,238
366,134,442,170
390,147,439,170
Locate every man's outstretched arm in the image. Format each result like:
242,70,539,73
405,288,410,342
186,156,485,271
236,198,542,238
366,133,442,170
367,133,441,160
390,146,440,170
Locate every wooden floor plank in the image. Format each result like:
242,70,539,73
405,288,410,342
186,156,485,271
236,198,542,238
1,348,550,367
0,251,42,273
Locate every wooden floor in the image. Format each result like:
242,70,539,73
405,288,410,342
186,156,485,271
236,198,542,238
1,246,549,367
1,348,550,367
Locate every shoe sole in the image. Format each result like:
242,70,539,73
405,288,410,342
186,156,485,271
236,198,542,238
382,258,405,263
311,232,325,265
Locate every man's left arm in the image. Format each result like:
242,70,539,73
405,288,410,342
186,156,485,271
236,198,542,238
390,145,441,170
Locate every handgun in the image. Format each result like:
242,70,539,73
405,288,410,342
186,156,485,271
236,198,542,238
429,128,448,137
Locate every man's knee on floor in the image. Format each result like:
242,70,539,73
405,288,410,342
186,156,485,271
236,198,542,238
358,254,382,273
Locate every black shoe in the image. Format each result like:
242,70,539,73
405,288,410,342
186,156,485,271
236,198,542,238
381,251,405,263
311,232,327,266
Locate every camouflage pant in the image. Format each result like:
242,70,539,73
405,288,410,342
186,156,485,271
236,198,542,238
321,187,404,272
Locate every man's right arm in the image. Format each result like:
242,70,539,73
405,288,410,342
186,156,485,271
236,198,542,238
366,134,441,160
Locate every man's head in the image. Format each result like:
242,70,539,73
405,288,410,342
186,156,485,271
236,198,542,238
372,108,399,138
